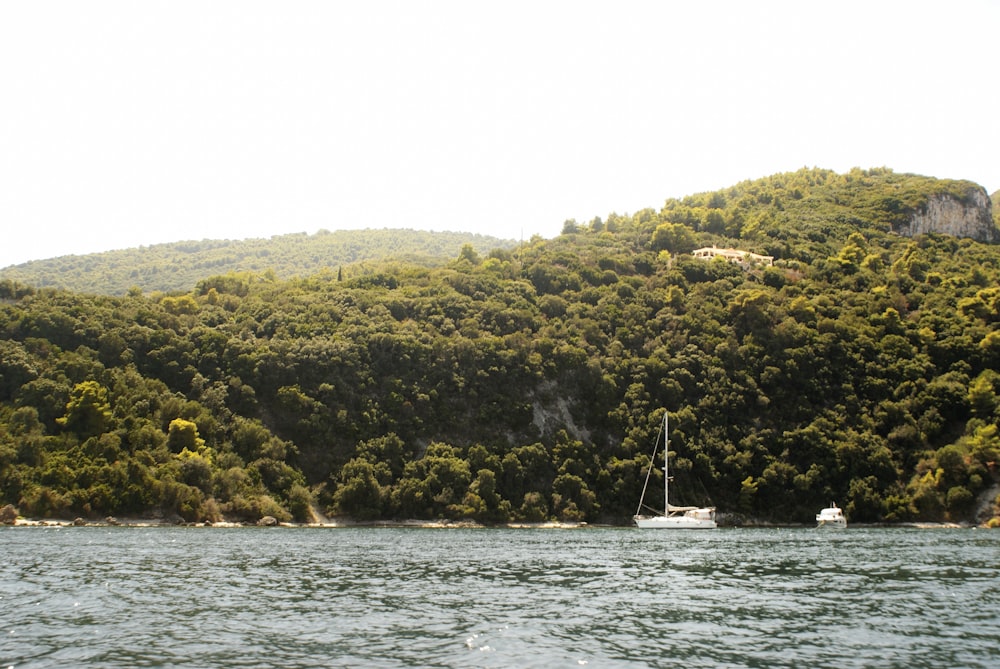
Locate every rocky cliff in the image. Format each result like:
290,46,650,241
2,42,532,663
896,187,998,243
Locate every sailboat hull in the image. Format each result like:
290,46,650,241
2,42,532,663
634,512,717,529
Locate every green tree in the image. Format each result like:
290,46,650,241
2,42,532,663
333,458,386,520
651,222,696,254
167,418,205,454
56,381,112,438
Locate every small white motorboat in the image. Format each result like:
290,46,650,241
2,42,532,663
816,502,847,529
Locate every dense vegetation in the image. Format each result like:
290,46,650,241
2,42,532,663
2,167,1000,527
0,229,515,296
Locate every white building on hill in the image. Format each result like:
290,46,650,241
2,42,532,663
692,246,773,267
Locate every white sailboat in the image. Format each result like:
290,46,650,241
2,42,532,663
634,410,717,529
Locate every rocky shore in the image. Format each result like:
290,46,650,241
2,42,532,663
2,503,989,530
3,508,589,530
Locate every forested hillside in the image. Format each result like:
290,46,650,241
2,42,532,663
0,229,515,296
2,167,1000,527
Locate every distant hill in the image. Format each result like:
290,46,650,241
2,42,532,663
0,228,517,296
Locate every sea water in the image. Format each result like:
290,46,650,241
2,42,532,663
1,526,998,668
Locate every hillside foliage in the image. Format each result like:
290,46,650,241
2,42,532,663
2,167,1000,526
0,229,515,296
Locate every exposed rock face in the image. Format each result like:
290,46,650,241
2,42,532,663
896,187,998,242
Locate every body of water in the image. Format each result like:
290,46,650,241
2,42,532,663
1,526,998,668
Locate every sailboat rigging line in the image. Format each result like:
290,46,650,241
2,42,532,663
635,411,667,517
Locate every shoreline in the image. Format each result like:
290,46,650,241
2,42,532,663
4,516,984,530
7,516,593,529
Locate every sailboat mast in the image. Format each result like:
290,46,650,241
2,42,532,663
663,411,669,514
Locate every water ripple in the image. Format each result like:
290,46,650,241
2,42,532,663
1,526,998,668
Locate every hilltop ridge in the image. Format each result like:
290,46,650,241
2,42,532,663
0,228,516,296
1,167,997,297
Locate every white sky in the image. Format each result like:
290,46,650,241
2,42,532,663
1,0,998,268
